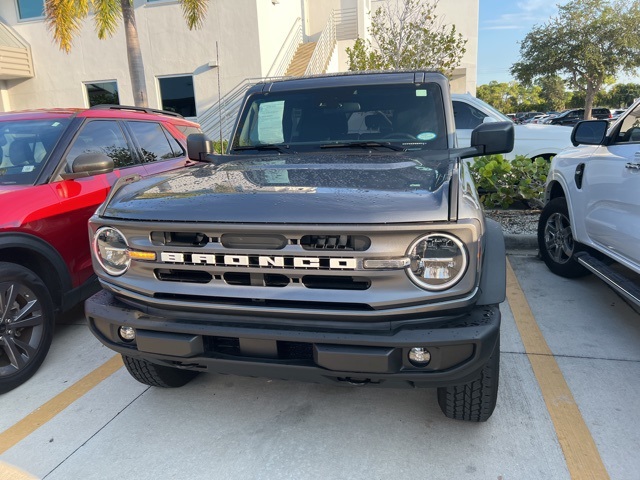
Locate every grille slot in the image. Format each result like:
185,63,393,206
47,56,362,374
300,235,370,251
302,275,371,290
155,269,212,283
151,231,208,247
221,233,287,250
223,273,290,287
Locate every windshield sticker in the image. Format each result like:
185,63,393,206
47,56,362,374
22,165,35,173
415,89,427,97
416,132,437,141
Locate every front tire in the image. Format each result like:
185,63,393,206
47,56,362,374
122,355,199,388
538,197,589,278
437,334,499,422
0,262,55,394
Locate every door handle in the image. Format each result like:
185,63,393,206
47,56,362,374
626,163,640,170
574,163,585,189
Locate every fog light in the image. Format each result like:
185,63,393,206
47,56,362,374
118,326,136,342
408,347,431,367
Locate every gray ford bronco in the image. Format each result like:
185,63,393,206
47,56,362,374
85,71,514,422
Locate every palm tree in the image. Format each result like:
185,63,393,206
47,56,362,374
45,0,209,107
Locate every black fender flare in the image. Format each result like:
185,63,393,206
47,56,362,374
0,233,72,308
476,218,506,305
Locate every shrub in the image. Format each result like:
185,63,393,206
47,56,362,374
213,140,228,154
469,154,548,209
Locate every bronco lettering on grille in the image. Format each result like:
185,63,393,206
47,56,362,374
159,252,358,270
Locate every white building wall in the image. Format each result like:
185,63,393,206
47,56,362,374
255,0,302,76
0,0,478,113
368,0,478,94
0,0,266,114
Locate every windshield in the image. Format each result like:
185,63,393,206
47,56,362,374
0,118,71,186
230,82,448,153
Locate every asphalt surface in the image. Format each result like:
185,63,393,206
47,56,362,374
1,251,639,480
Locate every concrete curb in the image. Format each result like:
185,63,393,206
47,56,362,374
504,234,537,251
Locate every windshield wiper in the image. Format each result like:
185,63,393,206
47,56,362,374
233,144,294,154
320,141,405,152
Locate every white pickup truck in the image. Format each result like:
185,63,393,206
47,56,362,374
538,99,640,309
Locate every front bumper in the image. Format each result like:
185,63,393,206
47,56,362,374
86,290,500,388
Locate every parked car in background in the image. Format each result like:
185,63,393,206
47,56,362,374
0,105,202,393
610,108,627,122
453,94,572,161
538,100,640,309
547,108,611,126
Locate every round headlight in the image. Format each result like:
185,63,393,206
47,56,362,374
406,233,468,291
93,227,130,276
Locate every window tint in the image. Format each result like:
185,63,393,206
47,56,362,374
17,0,43,19
453,101,487,129
158,76,196,117
66,120,133,170
127,121,177,162
85,81,119,107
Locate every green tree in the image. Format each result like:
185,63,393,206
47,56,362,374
511,0,640,119
607,83,640,108
535,76,566,111
45,0,209,107
346,0,467,76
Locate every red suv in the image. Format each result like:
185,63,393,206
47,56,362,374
0,105,202,393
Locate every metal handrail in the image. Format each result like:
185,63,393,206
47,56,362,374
305,10,337,75
198,76,290,141
266,17,303,77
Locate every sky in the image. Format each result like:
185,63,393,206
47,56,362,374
477,0,638,86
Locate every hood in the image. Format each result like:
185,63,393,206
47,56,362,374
514,123,573,141
102,152,453,224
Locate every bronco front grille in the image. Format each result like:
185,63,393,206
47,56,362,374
113,221,481,312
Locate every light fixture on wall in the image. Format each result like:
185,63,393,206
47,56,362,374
271,0,279,4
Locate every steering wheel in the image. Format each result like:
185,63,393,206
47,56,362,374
382,132,417,140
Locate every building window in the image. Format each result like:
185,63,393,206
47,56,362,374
17,0,44,20
85,81,120,107
158,76,196,117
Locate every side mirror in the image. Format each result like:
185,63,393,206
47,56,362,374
471,121,514,155
60,152,114,180
187,133,216,161
482,116,498,124
571,120,608,146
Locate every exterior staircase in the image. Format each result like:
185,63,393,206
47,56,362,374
285,42,317,77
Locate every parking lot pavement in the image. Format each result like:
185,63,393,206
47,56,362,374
1,253,638,479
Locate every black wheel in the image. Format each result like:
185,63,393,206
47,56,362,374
122,355,199,388
538,197,589,278
437,334,499,422
0,262,55,394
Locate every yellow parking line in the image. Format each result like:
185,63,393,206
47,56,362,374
0,355,123,455
506,259,609,480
